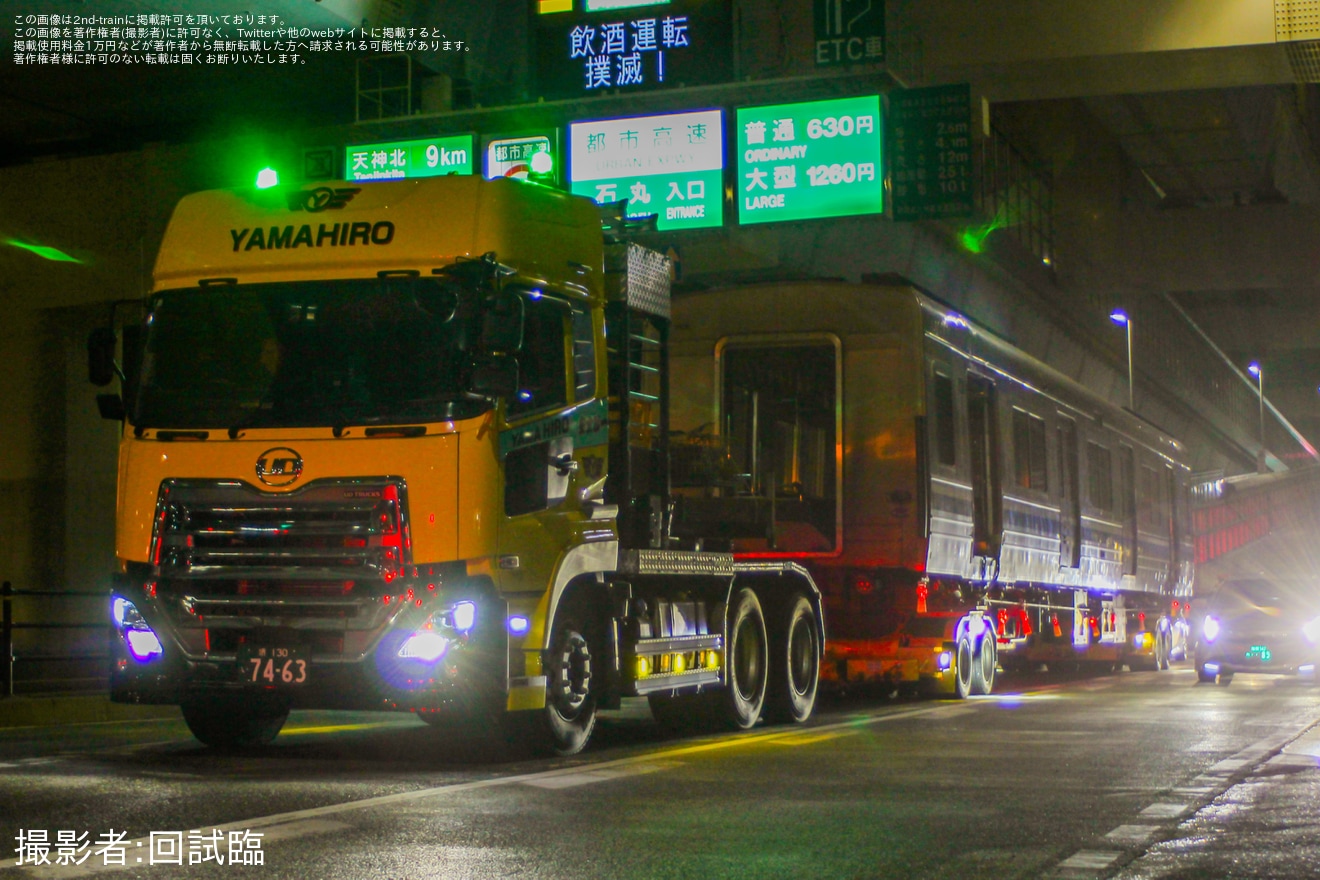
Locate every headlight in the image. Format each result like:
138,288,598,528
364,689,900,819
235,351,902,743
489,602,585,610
1203,615,1221,643
110,596,163,662
397,600,478,664
1303,617,1320,644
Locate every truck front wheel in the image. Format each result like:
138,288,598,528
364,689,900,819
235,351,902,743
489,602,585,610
766,593,820,723
542,618,598,756
181,696,288,748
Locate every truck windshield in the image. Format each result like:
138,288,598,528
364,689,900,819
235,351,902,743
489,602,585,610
132,277,489,429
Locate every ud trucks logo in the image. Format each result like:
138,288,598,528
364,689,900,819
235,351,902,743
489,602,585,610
256,447,304,487
287,187,358,213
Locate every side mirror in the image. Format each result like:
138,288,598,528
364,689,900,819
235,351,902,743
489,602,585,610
468,354,519,399
87,327,117,387
480,291,524,354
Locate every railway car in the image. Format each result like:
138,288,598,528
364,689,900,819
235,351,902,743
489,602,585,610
668,278,1195,696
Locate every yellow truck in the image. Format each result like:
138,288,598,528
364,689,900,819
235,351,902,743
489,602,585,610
90,176,823,753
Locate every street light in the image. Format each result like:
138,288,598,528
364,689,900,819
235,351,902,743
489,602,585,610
1248,362,1264,472
1110,310,1133,410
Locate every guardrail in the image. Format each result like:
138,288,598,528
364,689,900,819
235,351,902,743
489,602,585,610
1,581,111,698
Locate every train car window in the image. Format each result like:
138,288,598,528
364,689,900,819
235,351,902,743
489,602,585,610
714,341,839,553
932,372,956,466
1086,442,1113,511
1139,465,1160,531
507,296,569,418
1012,409,1048,491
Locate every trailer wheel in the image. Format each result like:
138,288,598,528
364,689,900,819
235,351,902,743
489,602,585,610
181,697,288,749
766,593,820,724
972,634,996,696
954,633,975,699
541,617,598,756
1155,630,1171,671
721,587,768,729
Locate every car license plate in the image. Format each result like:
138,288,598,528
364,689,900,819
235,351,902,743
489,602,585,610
237,645,308,686
1245,644,1272,662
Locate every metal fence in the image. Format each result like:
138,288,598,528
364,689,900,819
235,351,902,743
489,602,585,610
1,581,111,698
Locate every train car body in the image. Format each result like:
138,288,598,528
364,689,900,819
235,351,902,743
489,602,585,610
670,279,1194,695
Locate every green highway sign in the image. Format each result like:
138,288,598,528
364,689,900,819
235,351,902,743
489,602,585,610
346,134,475,182
736,95,883,225
569,109,724,231
889,84,974,221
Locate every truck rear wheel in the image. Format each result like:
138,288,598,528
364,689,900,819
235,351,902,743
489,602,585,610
766,593,820,724
181,696,288,748
721,587,768,729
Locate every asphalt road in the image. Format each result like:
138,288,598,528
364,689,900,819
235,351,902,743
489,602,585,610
2,665,1319,880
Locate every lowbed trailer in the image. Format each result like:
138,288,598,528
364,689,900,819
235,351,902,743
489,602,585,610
91,176,823,754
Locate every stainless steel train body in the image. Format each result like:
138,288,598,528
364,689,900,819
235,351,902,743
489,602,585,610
668,279,1194,684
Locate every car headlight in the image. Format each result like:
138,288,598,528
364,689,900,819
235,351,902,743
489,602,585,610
1203,615,1221,643
1303,617,1320,644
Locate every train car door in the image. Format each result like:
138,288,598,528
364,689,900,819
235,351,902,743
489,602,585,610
1119,445,1138,576
966,373,1002,563
1058,417,1081,568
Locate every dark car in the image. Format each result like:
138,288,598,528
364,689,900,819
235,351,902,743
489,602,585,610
1194,578,1320,684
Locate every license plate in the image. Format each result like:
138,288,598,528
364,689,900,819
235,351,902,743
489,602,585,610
237,645,308,686
1245,644,1272,662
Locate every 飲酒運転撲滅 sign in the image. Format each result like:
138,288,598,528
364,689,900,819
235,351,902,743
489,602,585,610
736,95,883,225
346,135,475,182
534,0,731,100
569,108,723,231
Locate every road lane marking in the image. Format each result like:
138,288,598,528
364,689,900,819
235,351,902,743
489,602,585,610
1208,758,1249,774
14,702,957,878
1105,825,1160,843
522,760,680,789
279,722,406,736
1057,850,1121,869
1138,803,1189,819
763,730,853,747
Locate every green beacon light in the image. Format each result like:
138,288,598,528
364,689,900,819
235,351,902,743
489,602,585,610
530,149,554,176
255,167,280,189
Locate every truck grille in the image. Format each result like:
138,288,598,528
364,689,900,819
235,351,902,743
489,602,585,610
151,478,412,582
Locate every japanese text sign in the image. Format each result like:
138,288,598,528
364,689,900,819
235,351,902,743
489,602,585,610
346,135,475,182
889,84,974,221
569,109,723,231
484,134,557,181
534,0,731,99
736,95,883,225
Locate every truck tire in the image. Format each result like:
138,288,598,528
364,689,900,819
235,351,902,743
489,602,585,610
541,616,598,756
181,697,288,748
766,593,820,724
972,633,996,696
954,632,975,699
721,587,768,729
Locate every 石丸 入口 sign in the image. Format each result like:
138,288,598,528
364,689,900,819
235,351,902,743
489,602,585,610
569,108,724,231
